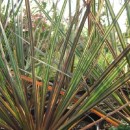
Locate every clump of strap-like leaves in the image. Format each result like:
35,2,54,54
0,0,130,130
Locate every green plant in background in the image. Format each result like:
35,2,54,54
109,125,130,130
0,0,130,130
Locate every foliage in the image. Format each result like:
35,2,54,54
0,0,130,130
109,125,130,130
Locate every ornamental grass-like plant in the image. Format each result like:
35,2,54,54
0,0,130,130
